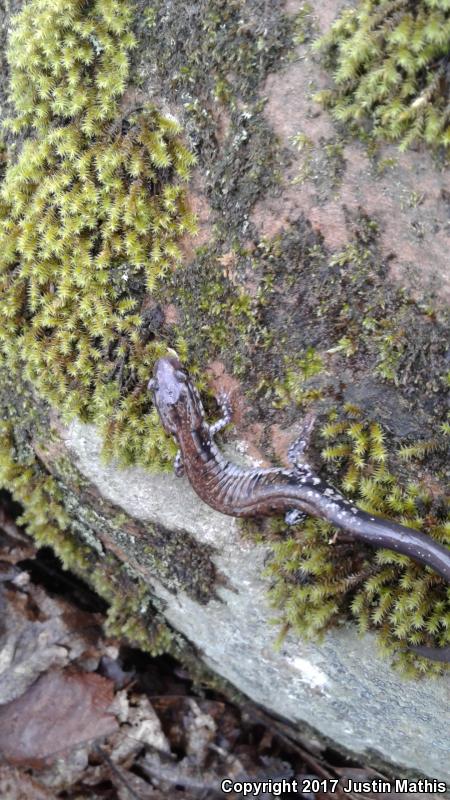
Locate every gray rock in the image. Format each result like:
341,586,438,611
62,418,450,783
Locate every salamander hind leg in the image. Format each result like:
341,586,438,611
288,411,316,471
209,392,233,436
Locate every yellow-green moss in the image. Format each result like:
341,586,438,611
262,412,450,675
0,0,197,470
272,348,324,409
5,0,134,135
314,0,450,151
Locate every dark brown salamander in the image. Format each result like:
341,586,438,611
149,356,450,658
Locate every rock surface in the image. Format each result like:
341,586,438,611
62,418,450,783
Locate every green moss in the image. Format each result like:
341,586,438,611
291,133,347,200
292,3,315,46
291,132,314,184
259,413,450,675
272,348,324,409
164,244,259,380
141,0,294,107
314,0,450,151
5,0,134,135
0,0,197,470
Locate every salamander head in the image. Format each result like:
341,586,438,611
149,356,204,436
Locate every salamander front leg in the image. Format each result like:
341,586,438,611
173,450,185,477
209,392,232,436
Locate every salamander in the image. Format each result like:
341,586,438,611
149,356,450,658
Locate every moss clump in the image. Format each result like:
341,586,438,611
104,587,174,654
166,244,259,380
5,0,134,135
272,348,324,409
264,412,449,675
142,0,294,110
314,0,450,151
0,0,197,470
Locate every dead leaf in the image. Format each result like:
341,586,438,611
0,578,102,705
0,767,56,800
82,692,171,789
0,669,118,767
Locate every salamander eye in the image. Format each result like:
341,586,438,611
148,378,158,391
174,370,187,382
